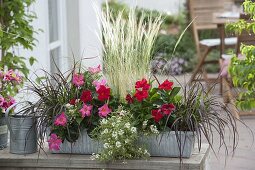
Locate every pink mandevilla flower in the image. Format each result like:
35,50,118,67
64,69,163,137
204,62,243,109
54,112,67,126
3,70,22,83
98,104,111,117
7,97,16,108
88,65,101,74
72,73,84,87
0,96,6,108
0,71,3,78
79,104,93,118
93,79,107,91
47,133,62,151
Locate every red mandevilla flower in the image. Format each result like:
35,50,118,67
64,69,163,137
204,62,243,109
135,78,150,90
134,89,148,102
160,103,175,115
69,98,76,105
158,80,174,91
97,85,110,101
151,109,164,123
80,90,93,103
125,94,134,104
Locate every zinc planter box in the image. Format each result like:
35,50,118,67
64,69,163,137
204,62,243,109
51,130,102,154
138,131,195,158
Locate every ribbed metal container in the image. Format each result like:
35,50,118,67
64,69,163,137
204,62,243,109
5,102,38,154
8,116,37,154
0,115,8,149
51,129,102,154
138,131,195,158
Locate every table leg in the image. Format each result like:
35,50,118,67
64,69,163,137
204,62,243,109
218,24,225,56
218,24,225,95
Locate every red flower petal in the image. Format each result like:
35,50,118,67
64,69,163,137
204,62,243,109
134,89,148,102
126,94,134,104
135,78,150,90
158,80,173,91
161,103,175,115
80,90,92,103
151,109,164,123
97,85,110,101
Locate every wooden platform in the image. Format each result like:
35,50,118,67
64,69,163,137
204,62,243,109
0,143,209,170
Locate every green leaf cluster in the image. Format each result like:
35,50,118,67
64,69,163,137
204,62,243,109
226,0,255,110
0,0,37,77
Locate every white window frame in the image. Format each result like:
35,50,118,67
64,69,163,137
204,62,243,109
46,0,68,73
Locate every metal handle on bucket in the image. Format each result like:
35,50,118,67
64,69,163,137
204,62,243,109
5,101,34,141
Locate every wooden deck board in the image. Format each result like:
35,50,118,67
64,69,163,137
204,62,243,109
0,144,209,170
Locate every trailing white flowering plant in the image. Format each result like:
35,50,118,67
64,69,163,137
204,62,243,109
91,108,150,162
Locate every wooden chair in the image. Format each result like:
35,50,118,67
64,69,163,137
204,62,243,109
188,0,237,86
220,13,255,118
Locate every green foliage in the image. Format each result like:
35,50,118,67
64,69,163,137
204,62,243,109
227,0,255,110
125,78,180,133
0,0,37,77
91,109,150,162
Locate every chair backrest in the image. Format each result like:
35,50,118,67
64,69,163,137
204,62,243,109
236,14,255,55
187,0,225,57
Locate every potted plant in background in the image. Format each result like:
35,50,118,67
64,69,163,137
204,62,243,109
29,63,119,154
0,69,23,149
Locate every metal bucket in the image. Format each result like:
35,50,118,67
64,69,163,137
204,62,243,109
0,115,8,149
5,102,37,154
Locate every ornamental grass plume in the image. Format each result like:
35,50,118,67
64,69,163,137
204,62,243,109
99,6,162,100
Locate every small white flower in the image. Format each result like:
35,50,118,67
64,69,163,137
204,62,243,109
101,119,107,124
102,129,109,134
125,139,130,144
91,153,100,160
124,123,130,129
142,120,148,129
150,125,159,134
131,127,137,133
112,132,118,138
111,122,116,126
103,143,110,149
119,110,127,116
116,141,121,148
118,129,124,135
65,103,72,108
144,149,149,155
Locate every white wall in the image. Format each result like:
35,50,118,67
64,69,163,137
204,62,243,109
119,0,185,15
15,0,50,102
19,0,50,76
78,0,103,68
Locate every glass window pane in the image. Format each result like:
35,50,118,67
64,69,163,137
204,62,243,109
48,0,59,43
50,47,60,73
